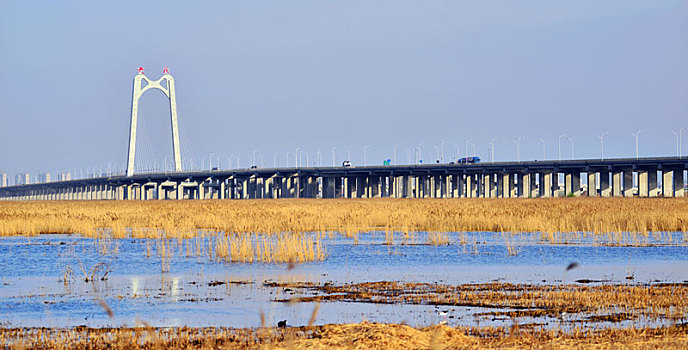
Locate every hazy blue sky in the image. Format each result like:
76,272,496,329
1,1,687,175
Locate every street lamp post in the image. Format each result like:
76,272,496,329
538,139,546,160
567,137,574,160
558,133,566,161
512,136,524,162
489,139,497,163
677,127,687,157
417,143,424,164
465,139,472,160
631,129,644,160
440,141,446,163
595,132,608,160
331,147,337,167
295,147,300,167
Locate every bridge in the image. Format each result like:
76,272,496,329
1,68,686,201
1,157,686,200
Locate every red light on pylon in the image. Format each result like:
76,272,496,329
138,67,145,74
163,67,169,74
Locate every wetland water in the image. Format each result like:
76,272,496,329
1,232,687,329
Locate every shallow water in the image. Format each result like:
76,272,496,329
0,232,686,328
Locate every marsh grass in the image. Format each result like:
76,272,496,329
2,322,686,349
1,198,687,243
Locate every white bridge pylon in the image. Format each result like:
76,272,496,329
126,67,182,177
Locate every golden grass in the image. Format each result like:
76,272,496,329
2,323,686,349
1,198,687,240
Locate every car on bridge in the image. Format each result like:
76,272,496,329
457,156,481,164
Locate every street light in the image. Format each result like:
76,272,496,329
538,139,546,160
465,139,472,160
567,137,574,160
440,141,446,162
489,139,497,163
594,132,608,160
417,143,424,164
671,131,680,156
433,145,440,163
331,147,337,167
295,147,300,167
631,128,644,160
512,136,524,162
273,152,278,167
558,133,566,161
363,145,370,166
675,127,687,157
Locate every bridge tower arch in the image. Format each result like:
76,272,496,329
126,67,182,177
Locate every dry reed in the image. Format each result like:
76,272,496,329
2,198,687,240
1,322,686,349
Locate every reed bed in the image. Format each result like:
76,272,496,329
2,322,686,349
131,231,327,268
1,198,687,240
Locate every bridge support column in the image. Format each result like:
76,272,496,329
612,171,623,197
450,174,459,198
178,184,187,200
542,173,553,197
502,174,511,198
677,169,685,197
368,176,380,198
600,172,611,197
527,174,536,197
219,181,226,199
431,175,439,198
648,171,659,197
257,177,266,199
322,177,336,198
638,171,649,197
466,174,470,198
587,172,597,197
400,175,409,198
516,173,525,197
623,171,634,197
565,173,580,197
663,168,683,197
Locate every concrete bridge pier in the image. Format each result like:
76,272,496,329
600,172,611,197
322,176,336,198
587,172,597,196
623,171,634,197
663,168,684,197
612,171,623,197
541,172,553,197
565,172,581,197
